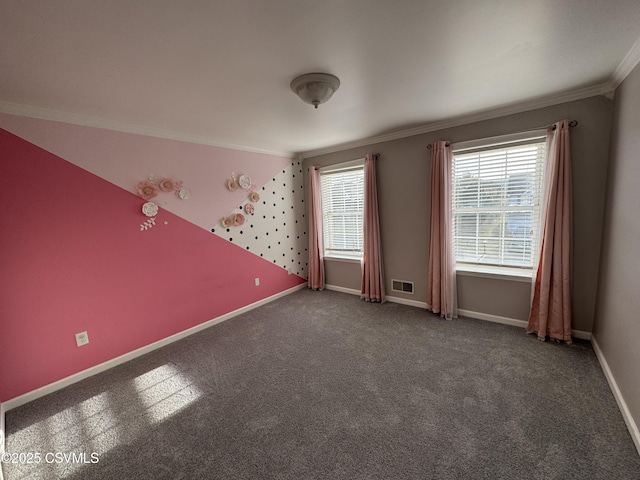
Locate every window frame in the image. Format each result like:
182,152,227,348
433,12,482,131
451,130,546,278
319,159,365,261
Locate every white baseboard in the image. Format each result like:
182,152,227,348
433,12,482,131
569,329,591,340
458,309,528,328
0,402,5,480
3,283,306,412
324,286,592,338
457,309,591,340
325,284,429,309
324,284,360,296
591,335,640,456
385,295,428,309
0,402,4,454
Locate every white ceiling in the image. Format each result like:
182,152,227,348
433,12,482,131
1,0,640,157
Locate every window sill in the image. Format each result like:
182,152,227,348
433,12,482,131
324,255,362,264
456,264,532,282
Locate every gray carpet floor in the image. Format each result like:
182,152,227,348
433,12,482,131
4,289,640,479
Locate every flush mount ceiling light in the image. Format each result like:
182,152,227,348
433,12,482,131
290,73,340,109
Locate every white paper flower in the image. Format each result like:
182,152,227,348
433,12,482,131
238,175,251,189
142,202,158,217
178,188,190,200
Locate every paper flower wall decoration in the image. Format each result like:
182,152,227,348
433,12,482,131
140,217,156,231
238,174,251,189
158,178,176,192
227,172,255,192
137,180,159,200
221,173,254,229
221,216,234,228
142,202,158,217
135,176,188,231
136,176,188,202
234,213,245,226
173,180,190,199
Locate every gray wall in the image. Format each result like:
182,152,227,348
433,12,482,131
593,64,640,433
303,96,612,332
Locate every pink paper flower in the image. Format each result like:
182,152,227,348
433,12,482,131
244,203,255,215
227,178,238,191
249,191,260,202
234,213,245,226
159,178,176,192
221,216,234,228
137,180,159,200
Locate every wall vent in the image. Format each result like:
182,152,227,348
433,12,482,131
391,279,414,294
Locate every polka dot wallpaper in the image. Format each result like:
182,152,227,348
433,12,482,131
210,161,308,278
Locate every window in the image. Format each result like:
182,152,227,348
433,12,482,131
320,160,365,259
452,132,546,274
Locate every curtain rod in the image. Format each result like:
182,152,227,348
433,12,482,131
426,120,578,149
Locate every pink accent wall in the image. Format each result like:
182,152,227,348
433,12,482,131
0,129,304,402
0,113,293,231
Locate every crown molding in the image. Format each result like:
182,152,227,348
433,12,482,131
6,29,639,163
0,101,295,158
300,83,609,158
607,36,640,92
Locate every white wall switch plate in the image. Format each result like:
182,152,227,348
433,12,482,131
255,277,260,286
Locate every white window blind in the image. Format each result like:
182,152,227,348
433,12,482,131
320,164,364,258
452,137,545,271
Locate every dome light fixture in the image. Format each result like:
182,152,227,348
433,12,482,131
290,73,340,109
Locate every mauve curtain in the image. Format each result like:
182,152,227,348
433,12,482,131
527,120,572,341
308,166,324,290
427,141,457,320
361,153,385,302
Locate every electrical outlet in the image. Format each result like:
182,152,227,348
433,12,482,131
255,277,260,286
75,331,89,347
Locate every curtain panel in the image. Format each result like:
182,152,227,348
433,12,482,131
308,166,325,290
527,120,573,342
361,153,385,302
427,141,457,320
